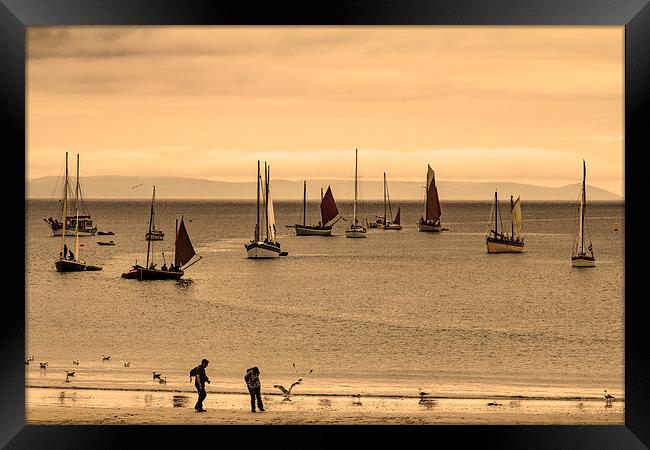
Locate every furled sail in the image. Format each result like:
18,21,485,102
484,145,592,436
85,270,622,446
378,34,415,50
511,196,522,236
265,169,277,242
320,186,340,226
174,217,196,267
426,165,442,222
393,207,401,225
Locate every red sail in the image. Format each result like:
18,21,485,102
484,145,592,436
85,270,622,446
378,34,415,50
174,217,196,267
426,166,442,222
320,186,339,226
393,207,401,225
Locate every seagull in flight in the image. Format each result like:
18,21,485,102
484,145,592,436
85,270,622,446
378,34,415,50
131,183,143,189
273,378,303,401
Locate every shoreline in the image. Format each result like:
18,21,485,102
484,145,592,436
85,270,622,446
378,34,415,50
26,387,624,425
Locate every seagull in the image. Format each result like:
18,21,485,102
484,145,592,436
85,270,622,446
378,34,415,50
65,374,71,383
487,401,503,406
72,360,80,366
604,390,615,406
123,361,130,367
39,362,48,369
153,372,162,380
273,378,303,401
131,183,143,189
352,393,363,406
158,376,167,384
102,355,111,361
66,371,76,377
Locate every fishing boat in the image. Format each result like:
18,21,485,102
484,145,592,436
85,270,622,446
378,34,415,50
417,164,444,232
144,186,164,241
345,149,367,238
97,241,115,246
245,161,286,258
382,173,402,230
44,154,97,236
54,152,102,272
571,160,596,267
485,190,524,253
289,182,342,236
122,187,201,280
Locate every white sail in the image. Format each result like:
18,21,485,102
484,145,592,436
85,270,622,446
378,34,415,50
511,196,523,237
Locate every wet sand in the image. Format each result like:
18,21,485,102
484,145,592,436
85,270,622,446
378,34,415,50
26,387,624,425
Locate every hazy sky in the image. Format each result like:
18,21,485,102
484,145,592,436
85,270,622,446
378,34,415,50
27,26,624,195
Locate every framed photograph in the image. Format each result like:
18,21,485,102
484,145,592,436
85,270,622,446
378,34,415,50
7,0,649,447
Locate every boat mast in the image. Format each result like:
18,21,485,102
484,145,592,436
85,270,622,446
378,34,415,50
146,186,155,268
174,218,178,266
74,154,80,260
384,172,386,226
510,195,514,239
494,190,498,234
580,160,586,254
353,149,358,226
60,152,69,258
320,187,324,225
265,162,269,241
303,180,307,226
255,160,260,242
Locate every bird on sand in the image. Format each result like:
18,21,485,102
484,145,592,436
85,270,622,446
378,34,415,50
604,390,615,406
72,360,80,366
102,355,111,361
123,361,130,367
39,362,48,369
66,371,76,377
158,376,167,384
153,372,162,380
352,393,363,406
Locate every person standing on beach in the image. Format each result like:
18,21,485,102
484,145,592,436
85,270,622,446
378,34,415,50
193,359,210,412
244,367,264,412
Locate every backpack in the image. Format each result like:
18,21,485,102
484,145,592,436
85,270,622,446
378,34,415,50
189,366,199,381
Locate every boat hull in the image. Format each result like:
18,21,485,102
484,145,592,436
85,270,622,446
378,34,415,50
145,232,164,241
294,225,332,236
137,267,184,280
345,227,367,238
572,255,596,267
418,221,441,232
245,241,282,258
486,237,524,253
383,224,402,230
52,228,97,237
55,259,102,272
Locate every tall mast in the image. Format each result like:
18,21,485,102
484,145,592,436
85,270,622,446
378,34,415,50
264,162,269,241
384,172,386,226
494,190,498,233
256,160,260,242
146,186,155,268
303,180,307,226
320,187,324,225
580,160,586,253
424,169,428,220
510,195,514,239
353,149,358,225
174,218,178,266
60,152,69,258
74,154,80,259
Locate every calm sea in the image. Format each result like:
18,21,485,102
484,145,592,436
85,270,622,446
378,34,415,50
26,199,624,399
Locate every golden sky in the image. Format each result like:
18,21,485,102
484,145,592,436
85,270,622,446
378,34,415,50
27,26,624,195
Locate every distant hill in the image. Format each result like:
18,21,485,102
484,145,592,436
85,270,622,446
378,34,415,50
26,175,623,201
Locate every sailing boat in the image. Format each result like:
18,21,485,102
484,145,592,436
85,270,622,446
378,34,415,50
571,160,596,267
382,173,402,230
55,152,102,272
485,190,524,253
417,164,444,232
122,187,202,280
44,154,98,236
290,182,343,236
144,187,164,241
245,161,287,258
345,149,367,238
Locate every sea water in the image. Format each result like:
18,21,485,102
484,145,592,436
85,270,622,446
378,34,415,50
26,199,624,400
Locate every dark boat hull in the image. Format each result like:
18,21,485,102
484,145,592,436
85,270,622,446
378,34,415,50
137,267,184,280
55,259,102,272
245,241,282,258
293,224,332,236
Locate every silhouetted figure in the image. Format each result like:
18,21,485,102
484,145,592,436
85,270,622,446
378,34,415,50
244,367,264,412
193,359,210,412
149,263,156,270
63,244,68,259
161,263,168,271
68,250,75,261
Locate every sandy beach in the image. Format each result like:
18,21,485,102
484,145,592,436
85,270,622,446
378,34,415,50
26,387,623,425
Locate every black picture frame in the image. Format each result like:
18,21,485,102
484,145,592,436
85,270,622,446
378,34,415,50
5,0,648,448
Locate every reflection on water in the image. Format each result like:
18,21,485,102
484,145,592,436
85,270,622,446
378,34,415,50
172,395,189,407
